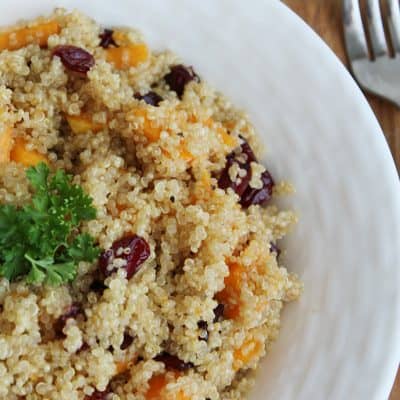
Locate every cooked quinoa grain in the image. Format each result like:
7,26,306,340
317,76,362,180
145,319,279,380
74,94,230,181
0,9,302,400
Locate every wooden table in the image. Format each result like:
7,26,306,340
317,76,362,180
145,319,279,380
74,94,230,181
283,1,400,398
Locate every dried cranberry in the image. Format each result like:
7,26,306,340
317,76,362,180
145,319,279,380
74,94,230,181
134,91,163,106
240,140,258,164
218,139,274,208
54,303,82,337
218,139,257,197
85,390,111,400
217,155,251,197
90,279,107,295
164,64,199,98
154,352,194,371
99,29,118,49
98,235,150,279
213,303,225,322
77,342,90,353
240,170,274,208
120,332,134,350
52,45,95,75
270,242,281,258
197,320,208,330
197,320,209,342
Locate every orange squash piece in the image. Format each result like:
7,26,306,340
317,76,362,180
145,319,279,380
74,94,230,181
217,125,237,148
106,44,149,69
161,141,193,162
204,117,237,148
131,108,162,142
216,261,247,319
146,374,168,399
146,373,189,400
0,21,60,51
179,143,193,162
10,137,48,167
203,117,214,128
115,360,128,374
197,170,212,194
233,338,263,371
112,31,131,46
115,203,128,214
224,120,236,130
130,108,193,162
0,127,13,163
190,170,213,204
66,114,104,134
114,353,137,375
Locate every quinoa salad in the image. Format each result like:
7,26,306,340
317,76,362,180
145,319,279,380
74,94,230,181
0,9,302,400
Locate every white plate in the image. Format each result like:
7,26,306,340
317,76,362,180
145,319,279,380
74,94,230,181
1,1,400,399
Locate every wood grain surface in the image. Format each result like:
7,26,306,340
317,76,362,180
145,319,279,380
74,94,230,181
282,1,400,398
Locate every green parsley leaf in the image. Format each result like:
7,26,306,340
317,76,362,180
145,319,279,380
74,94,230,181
1,246,27,281
27,265,47,284
26,162,49,192
25,254,77,286
0,163,99,286
0,204,19,245
45,262,76,285
68,233,100,263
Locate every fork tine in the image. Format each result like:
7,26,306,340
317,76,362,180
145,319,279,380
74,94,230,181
385,0,400,53
366,0,388,57
343,0,369,60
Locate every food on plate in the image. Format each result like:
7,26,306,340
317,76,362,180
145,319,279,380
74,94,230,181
0,10,301,399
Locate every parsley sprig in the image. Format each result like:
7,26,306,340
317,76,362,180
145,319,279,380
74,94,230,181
0,163,100,285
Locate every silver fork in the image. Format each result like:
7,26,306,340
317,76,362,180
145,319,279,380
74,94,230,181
343,0,400,107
